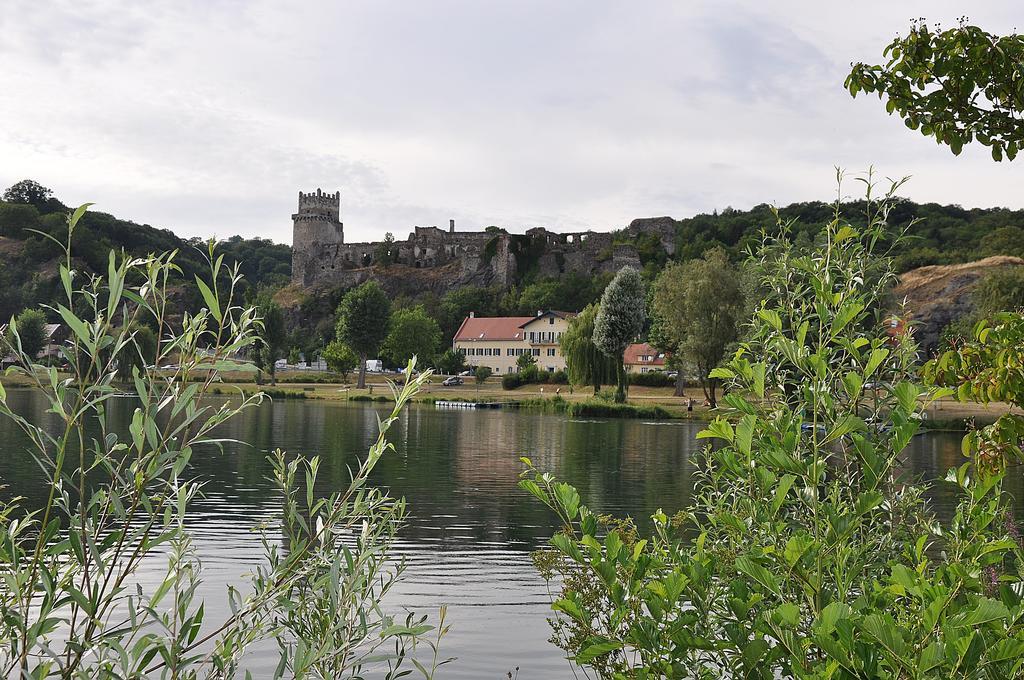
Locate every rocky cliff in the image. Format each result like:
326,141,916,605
894,255,1024,354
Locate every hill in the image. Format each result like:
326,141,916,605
0,181,291,321
894,256,1024,355
4,179,1024,360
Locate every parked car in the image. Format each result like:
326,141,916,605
442,376,464,386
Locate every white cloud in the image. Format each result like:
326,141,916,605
1,0,1022,244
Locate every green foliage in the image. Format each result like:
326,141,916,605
436,348,466,375
474,365,493,384
652,247,744,407
252,291,286,385
523,176,1024,678
335,280,391,388
847,20,1024,160
926,312,1024,471
561,303,617,395
0,206,446,678
2,179,62,211
516,273,610,315
375,231,398,266
973,267,1024,318
323,340,358,380
978,226,1024,259
381,305,442,368
516,352,537,370
593,267,646,403
115,323,157,382
6,307,47,359
626,371,673,387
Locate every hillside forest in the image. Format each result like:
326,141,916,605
2,178,1023,367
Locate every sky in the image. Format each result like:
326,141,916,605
1,1,1022,245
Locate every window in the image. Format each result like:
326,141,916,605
549,317,554,325
533,348,540,357
547,348,555,356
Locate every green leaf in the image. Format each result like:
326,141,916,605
577,640,624,662
735,556,780,595
697,418,734,443
195,276,222,322
864,348,889,378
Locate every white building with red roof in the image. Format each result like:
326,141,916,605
623,342,667,373
453,310,576,374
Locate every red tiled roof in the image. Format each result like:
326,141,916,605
623,342,666,366
519,310,577,328
453,316,536,342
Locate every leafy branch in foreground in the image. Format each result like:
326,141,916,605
0,205,448,678
522,174,1024,678
847,19,1024,161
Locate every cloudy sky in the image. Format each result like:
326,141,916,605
1,2,1021,244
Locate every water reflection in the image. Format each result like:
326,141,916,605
0,390,987,678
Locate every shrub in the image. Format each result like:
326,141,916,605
0,206,447,677
521,176,1024,678
626,371,673,387
502,373,523,390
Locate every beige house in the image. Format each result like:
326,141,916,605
453,311,575,374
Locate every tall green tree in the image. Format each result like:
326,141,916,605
2,180,60,211
253,294,286,385
7,308,48,360
380,305,442,367
560,303,616,395
335,281,391,388
592,267,646,403
652,248,744,407
323,340,358,381
847,20,1024,160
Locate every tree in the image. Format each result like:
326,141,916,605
846,20,1024,160
288,347,301,365
253,294,286,385
474,365,492,384
516,352,537,371
335,281,391,389
978,226,1024,259
560,303,617,395
436,348,466,375
974,267,1024,318
7,308,48,359
116,325,157,382
592,267,646,403
2,180,59,211
374,232,397,266
323,340,358,381
380,305,441,368
652,248,744,407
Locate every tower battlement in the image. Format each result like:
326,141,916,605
291,188,344,285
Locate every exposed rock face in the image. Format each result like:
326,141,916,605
290,188,660,292
894,255,1024,355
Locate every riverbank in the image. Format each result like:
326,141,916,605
1,371,1016,426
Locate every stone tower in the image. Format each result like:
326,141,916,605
291,189,343,286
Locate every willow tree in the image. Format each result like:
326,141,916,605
560,303,616,395
593,267,646,403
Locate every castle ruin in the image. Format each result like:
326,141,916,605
290,188,676,292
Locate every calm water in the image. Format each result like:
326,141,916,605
0,390,1001,678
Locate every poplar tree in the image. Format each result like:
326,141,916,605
592,267,646,403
